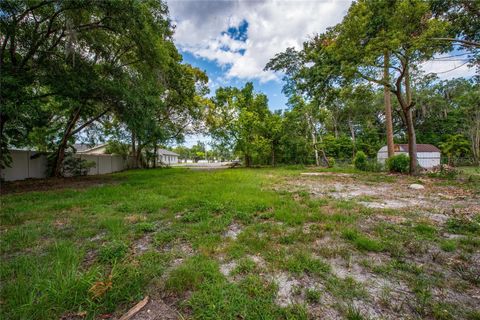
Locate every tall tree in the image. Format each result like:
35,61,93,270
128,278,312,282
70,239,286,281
208,83,271,167
325,0,450,173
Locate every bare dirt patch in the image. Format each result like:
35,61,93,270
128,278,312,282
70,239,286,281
270,272,301,307
224,223,242,240
219,260,237,278
127,298,179,320
133,234,154,256
1,175,122,195
287,173,479,217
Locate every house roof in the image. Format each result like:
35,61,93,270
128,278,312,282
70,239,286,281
73,144,92,152
79,143,108,153
378,144,440,153
396,144,440,152
158,148,179,156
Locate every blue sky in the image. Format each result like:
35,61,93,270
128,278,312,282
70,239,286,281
167,0,476,148
181,51,288,111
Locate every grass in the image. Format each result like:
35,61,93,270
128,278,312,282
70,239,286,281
1,167,479,319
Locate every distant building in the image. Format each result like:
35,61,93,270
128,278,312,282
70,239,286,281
377,144,441,169
157,149,179,164
78,143,108,154
73,144,92,153
78,143,179,165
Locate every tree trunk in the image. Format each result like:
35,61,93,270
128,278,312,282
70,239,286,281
135,140,143,168
311,131,320,166
153,143,157,168
306,113,320,166
271,142,276,166
131,131,137,168
53,107,81,177
0,112,7,166
404,65,418,175
469,109,480,165
244,154,251,167
384,50,395,158
404,109,418,174
348,117,356,158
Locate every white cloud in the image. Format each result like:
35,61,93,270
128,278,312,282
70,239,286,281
168,0,352,83
420,56,477,80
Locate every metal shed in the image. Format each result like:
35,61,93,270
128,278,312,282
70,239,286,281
377,144,441,169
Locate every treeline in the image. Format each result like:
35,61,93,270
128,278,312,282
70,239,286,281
1,0,209,176
204,78,477,167
2,0,478,176
205,0,478,170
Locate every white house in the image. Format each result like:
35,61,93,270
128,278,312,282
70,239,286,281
377,144,441,169
157,149,179,164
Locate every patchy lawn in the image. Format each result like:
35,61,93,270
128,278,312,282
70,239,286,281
1,167,479,320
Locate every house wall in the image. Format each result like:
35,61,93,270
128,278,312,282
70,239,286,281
417,152,441,169
377,151,440,169
1,150,129,181
158,154,179,164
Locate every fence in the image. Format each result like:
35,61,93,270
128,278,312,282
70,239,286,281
1,150,129,181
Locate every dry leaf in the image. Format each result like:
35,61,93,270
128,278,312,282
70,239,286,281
89,275,112,299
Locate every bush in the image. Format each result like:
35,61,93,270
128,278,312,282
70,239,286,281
386,154,409,173
427,165,459,179
353,151,368,171
327,157,336,168
61,153,96,176
365,159,384,172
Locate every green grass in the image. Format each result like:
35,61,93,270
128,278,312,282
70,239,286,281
1,167,479,319
342,229,384,252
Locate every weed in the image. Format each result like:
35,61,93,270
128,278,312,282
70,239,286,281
446,218,480,235
166,255,222,293
98,241,128,263
283,251,330,275
135,222,156,233
342,229,383,252
440,240,457,252
305,288,322,303
345,305,367,320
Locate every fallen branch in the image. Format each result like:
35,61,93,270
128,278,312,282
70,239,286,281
119,296,149,320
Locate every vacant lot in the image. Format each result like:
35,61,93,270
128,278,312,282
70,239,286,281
1,168,479,320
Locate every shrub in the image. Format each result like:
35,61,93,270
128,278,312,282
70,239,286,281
353,151,368,171
427,165,459,179
327,157,336,168
365,159,384,172
386,154,409,173
61,153,96,176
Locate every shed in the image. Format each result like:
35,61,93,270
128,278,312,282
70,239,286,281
157,149,179,164
377,144,441,169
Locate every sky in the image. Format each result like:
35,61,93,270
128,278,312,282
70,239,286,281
166,0,477,147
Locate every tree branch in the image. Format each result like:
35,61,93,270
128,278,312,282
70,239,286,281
431,37,480,48
70,108,110,136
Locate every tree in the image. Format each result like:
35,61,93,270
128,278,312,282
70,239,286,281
208,83,271,167
1,0,208,175
439,134,471,165
325,0,450,174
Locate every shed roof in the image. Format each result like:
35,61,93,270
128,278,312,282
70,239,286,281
378,144,440,153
